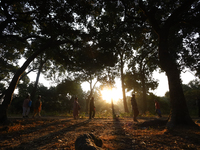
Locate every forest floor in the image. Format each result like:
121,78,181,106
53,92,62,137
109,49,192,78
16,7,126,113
0,116,200,150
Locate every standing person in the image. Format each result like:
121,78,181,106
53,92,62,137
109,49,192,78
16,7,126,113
32,95,42,118
89,97,95,119
131,93,139,122
154,99,162,117
22,94,32,118
73,97,80,119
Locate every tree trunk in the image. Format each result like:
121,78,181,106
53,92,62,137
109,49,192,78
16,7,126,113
120,58,129,113
166,68,195,128
141,72,147,114
139,0,196,127
31,59,45,102
0,53,38,123
85,78,98,113
0,39,54,123
159,32,195,128
111,99,115,117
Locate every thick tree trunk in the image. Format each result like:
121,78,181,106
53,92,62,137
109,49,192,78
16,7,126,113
166,68,195,128
159,33,195,128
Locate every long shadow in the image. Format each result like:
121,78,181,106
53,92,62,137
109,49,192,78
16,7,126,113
168,126,200,146
0,118,73,141
137,118,200,149
9,119,92,150
112,118,133,150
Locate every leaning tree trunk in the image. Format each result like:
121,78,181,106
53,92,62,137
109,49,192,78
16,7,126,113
159,32,195,128
0,39,54,123
0,51,40,123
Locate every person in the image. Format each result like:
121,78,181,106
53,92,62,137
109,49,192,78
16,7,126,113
73,97,80,119
131,93,139,122
22,94,32,118
89,97,95,119
154,99,162,117
32,95,42,118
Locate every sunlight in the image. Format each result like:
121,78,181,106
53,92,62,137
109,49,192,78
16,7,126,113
101,88,122,103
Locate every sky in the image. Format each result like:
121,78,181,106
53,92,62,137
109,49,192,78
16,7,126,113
26,68,196,98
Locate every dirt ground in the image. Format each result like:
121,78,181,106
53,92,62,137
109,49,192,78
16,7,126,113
0,116,200,150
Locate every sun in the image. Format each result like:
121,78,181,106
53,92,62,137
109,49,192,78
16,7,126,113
101,88,122,103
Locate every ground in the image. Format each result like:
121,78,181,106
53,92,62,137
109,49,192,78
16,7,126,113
0,116,200,150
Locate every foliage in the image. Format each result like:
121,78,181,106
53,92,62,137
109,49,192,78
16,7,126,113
9,80,85,114
183,79,200,116
1,0,200,127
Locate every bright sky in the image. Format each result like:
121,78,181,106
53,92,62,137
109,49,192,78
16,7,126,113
26,69,196,99
152,71,196,96
20,56,196,98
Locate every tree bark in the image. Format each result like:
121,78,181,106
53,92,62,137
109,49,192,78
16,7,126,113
166,68,195,128
159,32,195,128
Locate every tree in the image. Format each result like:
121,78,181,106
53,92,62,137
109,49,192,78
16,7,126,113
182,79,200,116
114,39,133,113
88,0,200,127
138,0,199,127
127,34,159,114
56,79,84,112
0,0,98,123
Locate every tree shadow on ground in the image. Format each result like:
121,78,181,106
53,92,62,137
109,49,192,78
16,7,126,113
0,118,73,141
136,118,168,129
136,118,200,149
1,119,91,150
112,118,133,150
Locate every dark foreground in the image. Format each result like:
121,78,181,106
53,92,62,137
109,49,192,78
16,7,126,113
0,117,200,150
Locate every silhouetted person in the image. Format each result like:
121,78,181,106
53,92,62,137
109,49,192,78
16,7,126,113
89,97,95,119
22,94,32,118
154,99,162,117
131,93,139,122
73,97,80,119
32,95,42,118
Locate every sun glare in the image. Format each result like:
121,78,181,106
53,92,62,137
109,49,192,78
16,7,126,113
101,88,122,103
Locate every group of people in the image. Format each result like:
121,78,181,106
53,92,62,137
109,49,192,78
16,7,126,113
73,97,95,119
22,93,162,121
74,94,162,121
131,93,162,122
22,94,42,118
